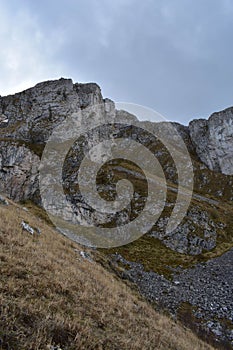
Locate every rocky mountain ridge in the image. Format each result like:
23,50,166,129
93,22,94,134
0,78,233,253
0,78,233,347
0,78,233,203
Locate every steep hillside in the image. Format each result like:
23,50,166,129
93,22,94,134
0,197,214,350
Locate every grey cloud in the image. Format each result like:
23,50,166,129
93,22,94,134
0,0,233,124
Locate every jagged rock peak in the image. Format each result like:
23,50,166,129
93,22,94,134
189,106,233,175
0,77,103,121
34,77,74,90
1,77,102,98
0,77,104,143
1,77,233,176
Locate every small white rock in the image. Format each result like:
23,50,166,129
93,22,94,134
21,221,34,235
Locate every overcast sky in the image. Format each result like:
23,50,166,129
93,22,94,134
1,0,233,124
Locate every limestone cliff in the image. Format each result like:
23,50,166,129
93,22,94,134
0,78,103,144
0,78,103,201
0,142,39,201
189,106,233,175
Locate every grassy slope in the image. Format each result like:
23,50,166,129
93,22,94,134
103,194,233,277
0,199,214,350
93,155,233,274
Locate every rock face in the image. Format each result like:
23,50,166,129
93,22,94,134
189,107,233,175
0,78,102,144
0,78,103,201
150,206,218,255
0,142,39,201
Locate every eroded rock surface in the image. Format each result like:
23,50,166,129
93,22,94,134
0,78,103,143
0,78,103,201
189,107,233,175
0,142,39,201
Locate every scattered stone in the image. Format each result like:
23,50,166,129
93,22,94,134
21,221,34,235
35,227,41,235
173,280,180,285
80,250,93,262
112,248,233,346
0,114,8,125
21,221,41,235
0,195,9,206
48,346,63,350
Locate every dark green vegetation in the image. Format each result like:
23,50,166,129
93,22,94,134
98,156,233,277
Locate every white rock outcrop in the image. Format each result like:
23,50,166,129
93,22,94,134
189,107,233,175
0,78,104,201
0,78,103,143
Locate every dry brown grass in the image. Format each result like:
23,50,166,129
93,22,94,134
0,198,214,350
